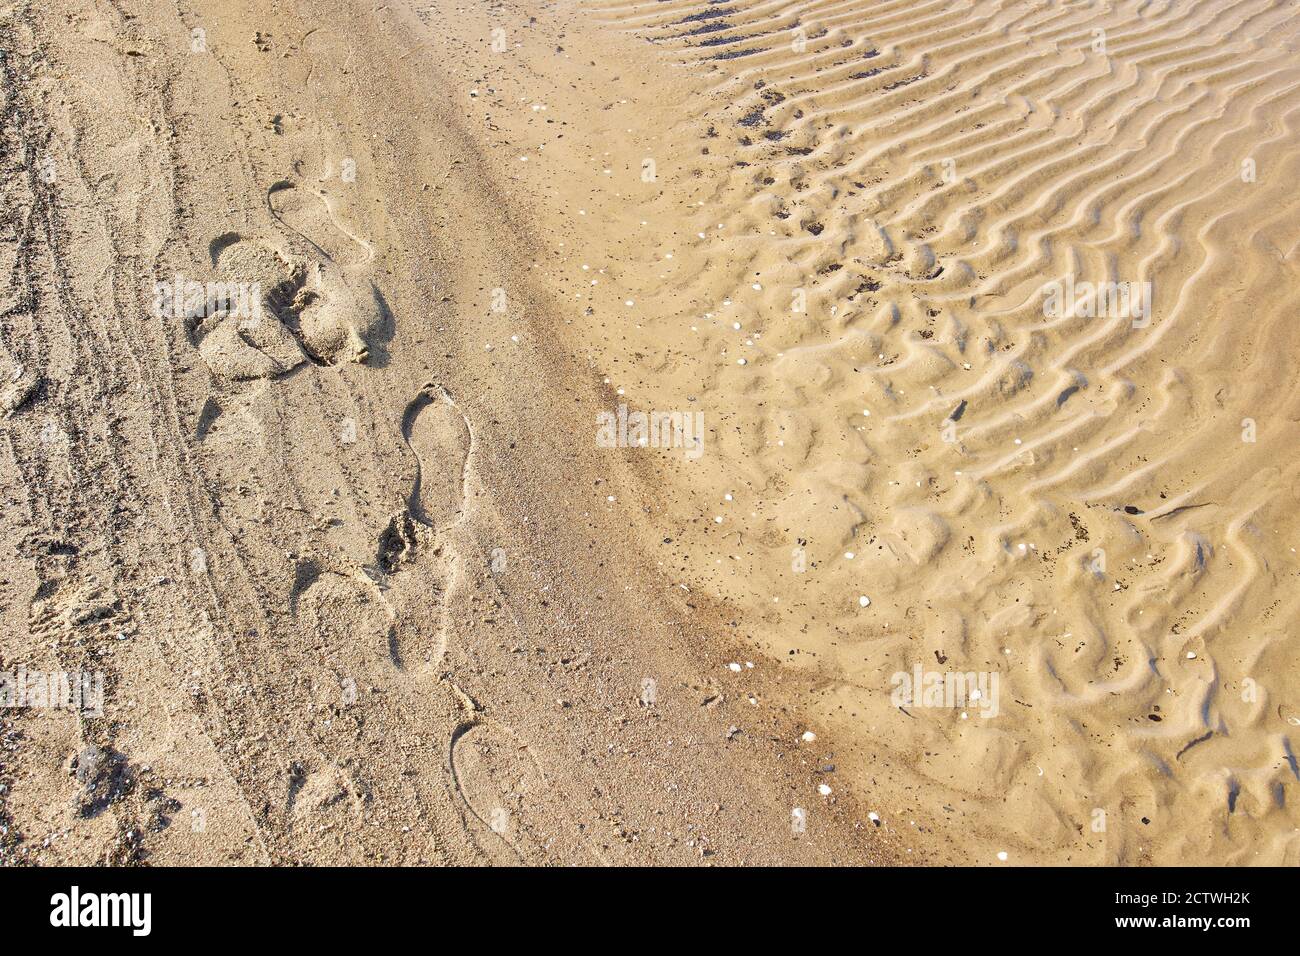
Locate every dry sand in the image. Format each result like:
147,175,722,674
1,0,1298,866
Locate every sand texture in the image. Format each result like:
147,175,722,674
1,0,1298,866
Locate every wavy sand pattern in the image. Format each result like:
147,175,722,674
550,0,1300,863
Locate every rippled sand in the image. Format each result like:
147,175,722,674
489,0,1300,863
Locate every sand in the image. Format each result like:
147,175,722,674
1,0,1297,866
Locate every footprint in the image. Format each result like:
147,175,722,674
378,385,474,670
289,561,396,662
447,721,560,863
374,384,470,629
190,232,374,376
402,384,472,530
187,234,306,381
268,180,373,267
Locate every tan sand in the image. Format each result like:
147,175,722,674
1,0,1297,866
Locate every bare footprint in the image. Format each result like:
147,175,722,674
402,384,472,530
268,180,373,267
193,232,373,376
448,721,568,863
290,561,397,668
188,234,306,381
379,385,474,669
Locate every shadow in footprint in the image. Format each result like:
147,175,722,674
268,180,373,267
449,722,549,862
402,385,472,530
195,231,375,377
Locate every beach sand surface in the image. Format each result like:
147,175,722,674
2,0,1298,865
